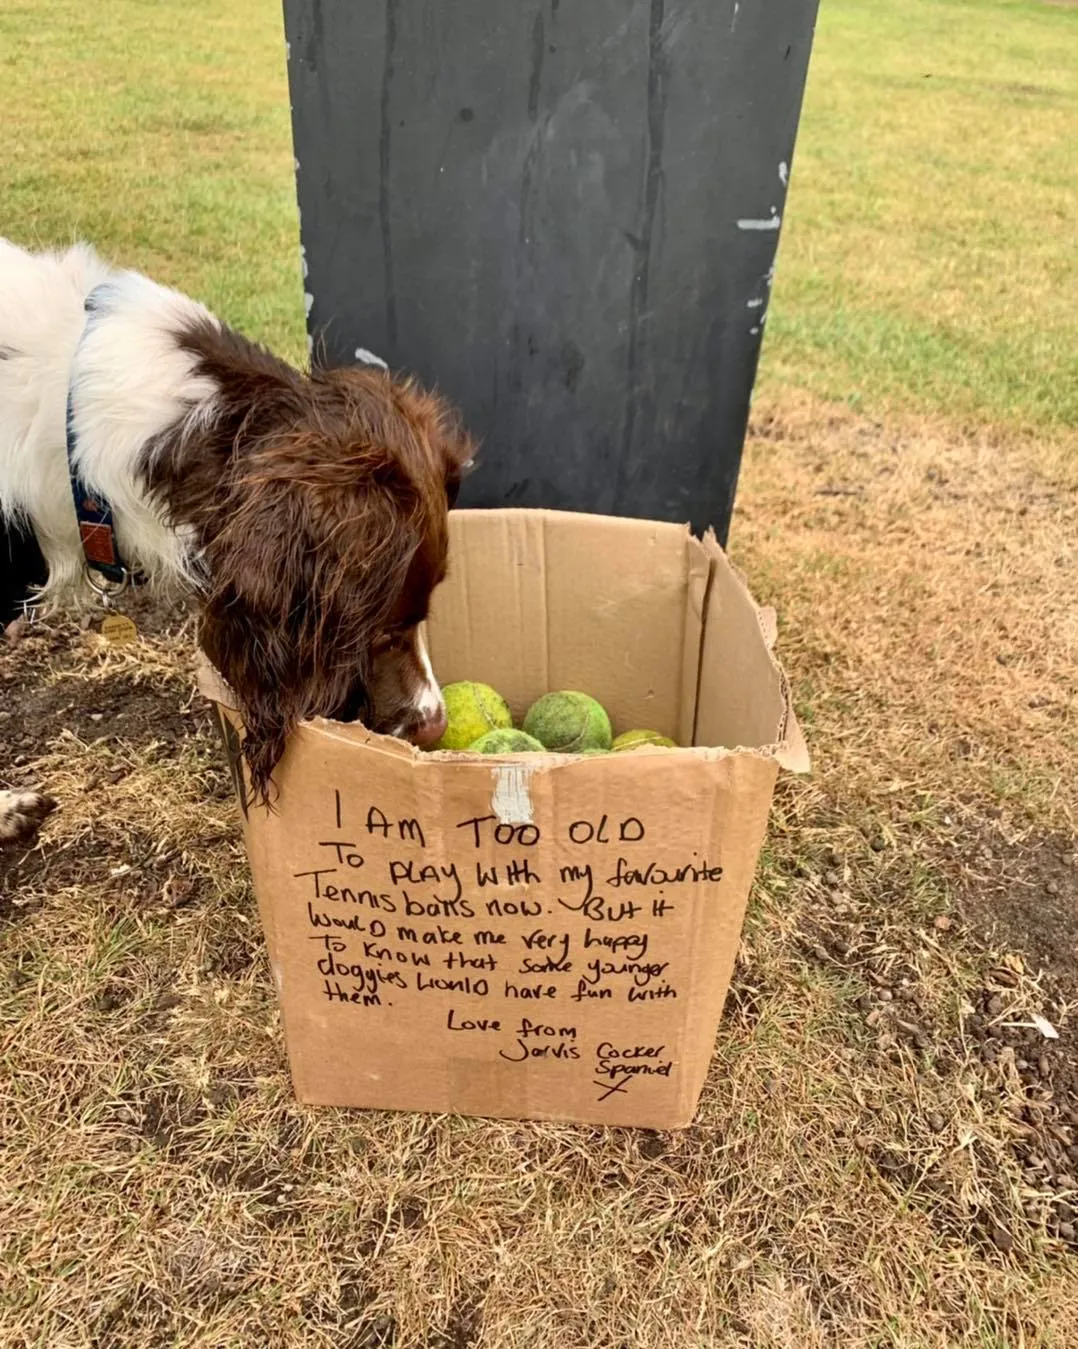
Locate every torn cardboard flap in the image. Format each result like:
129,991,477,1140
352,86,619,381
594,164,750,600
201,508,807,1128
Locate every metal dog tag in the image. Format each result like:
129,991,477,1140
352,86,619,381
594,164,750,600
100,613,138,645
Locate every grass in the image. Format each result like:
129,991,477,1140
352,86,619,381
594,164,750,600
766,0,1078,433
0,0,303,359
2,0,1078,1345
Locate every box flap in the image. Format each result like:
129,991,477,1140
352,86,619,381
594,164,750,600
696,532,810,773
427,510,703,744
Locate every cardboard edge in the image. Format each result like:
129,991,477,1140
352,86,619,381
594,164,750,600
198,667,802,773
684,533,717,751
196,656,237,711
700,530,811,775
771,675,811,773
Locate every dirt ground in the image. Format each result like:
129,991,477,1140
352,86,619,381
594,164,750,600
1,393,1076,1347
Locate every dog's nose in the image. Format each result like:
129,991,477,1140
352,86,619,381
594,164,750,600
411,702,448,747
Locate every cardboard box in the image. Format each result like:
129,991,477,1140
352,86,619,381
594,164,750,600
199,509,808,1129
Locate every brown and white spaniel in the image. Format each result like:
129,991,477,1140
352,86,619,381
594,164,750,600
0,238,474,838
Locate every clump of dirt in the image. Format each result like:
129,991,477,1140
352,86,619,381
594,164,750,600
942,818,1078,1003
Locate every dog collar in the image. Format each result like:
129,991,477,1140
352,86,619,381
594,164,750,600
65,289,144,595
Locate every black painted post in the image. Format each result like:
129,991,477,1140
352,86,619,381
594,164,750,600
283,0,818,543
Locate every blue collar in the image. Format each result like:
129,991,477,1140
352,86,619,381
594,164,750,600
66,290,143,593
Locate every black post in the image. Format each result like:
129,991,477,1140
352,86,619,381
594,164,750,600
283,0,818,543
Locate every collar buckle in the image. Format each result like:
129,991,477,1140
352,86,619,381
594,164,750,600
84,564,132,608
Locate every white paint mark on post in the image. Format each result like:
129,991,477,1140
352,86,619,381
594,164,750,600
779,161,789,186
491,764,535,825
355,347,389,370
304,292,314,317
736,209,782,232
746,297,764,309
299,244,308,280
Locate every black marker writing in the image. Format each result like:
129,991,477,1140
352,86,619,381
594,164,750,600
389,860,462,903
555,894,642,923
447,1009,501,1031
403,892,475,919
293,868,396,911
485,897,542,918
499,1039,580,1062
567,815,645,845
366,806,426,848
307,904,386,936
444,951,497,972
456,815,540,849
318,841,364,868
583,927,648,959
582,957,670,988
395,924,463,945
606,856,722,888
415,973,489,996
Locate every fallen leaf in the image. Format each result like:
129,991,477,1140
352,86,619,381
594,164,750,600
1032,1013,1060,1040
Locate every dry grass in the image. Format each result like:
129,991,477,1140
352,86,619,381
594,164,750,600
739,394,1077,836
3,398,1077,1347
3,0,1078,1341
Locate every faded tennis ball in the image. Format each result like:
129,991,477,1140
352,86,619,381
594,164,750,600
612,729,678,752
469,729,545,753
435,681,512,751
523,691,612,753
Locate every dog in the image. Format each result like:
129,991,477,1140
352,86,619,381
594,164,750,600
0,238,475,840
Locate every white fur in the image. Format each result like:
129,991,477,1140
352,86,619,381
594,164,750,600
0,238,218,603
414,628,444,726
0,789,53,842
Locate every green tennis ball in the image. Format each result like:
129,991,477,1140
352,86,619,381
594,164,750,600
523,691,612,753
469,729,545,754
435,681,513,751
612,729,678,752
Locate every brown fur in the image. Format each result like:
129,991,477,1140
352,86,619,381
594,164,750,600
142,319,474,801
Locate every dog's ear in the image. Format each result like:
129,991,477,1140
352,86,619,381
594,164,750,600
198,457,422,804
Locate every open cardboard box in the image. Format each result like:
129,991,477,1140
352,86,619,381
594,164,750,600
199,509,808,1129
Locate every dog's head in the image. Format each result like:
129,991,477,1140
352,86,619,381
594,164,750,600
148,323,474,800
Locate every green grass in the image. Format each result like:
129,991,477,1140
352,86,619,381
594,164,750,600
0,0,304,359
1,0,1076,432
767,0,1078,432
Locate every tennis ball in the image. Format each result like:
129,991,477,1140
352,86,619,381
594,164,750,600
469,729,545,753
612,729,678,752
523,691,612,753
435,681,512,751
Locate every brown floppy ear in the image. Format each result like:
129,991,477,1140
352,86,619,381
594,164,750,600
198,463,422,805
